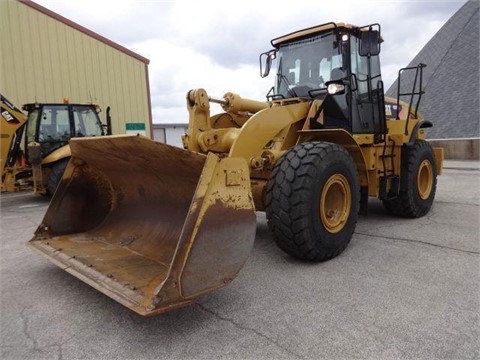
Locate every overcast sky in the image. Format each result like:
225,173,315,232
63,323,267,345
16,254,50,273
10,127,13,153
36,0,467,124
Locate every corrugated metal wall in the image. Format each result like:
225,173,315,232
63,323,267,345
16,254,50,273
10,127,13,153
0,0,152,137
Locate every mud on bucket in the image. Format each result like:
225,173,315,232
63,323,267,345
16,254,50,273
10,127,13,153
28,135,256,316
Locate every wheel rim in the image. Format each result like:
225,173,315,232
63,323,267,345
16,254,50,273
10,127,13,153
320,174,351,233
417,160,433,200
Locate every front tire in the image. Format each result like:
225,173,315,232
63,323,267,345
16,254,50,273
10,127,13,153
265,142,360,262
383,140,437,218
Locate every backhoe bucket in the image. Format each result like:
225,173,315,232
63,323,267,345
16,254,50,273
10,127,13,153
28,135,256,316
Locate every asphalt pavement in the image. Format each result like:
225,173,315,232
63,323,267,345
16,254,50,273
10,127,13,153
1,160,479,360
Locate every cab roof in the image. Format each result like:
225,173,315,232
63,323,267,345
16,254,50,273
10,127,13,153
22,102,100,113
271,22,381,47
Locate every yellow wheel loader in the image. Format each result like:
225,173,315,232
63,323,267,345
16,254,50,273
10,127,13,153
28,22,443,316
1,94,111,194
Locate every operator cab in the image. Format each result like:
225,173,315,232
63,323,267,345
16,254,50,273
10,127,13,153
23,102,105,158
260,22,386,141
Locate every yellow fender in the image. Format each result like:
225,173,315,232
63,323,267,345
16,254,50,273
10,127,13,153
229,102,310,161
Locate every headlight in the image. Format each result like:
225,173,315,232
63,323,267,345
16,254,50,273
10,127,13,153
327,83,345,95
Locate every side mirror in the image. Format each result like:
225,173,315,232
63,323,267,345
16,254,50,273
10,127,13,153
259,49,276,78
359,30,380,57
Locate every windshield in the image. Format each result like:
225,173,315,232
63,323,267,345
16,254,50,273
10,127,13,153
73,106,103,137
274,32,343,98
28,105,102,157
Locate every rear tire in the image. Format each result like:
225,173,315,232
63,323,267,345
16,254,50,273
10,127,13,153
47,158,69,195
383,140,437,218
265,142,360,262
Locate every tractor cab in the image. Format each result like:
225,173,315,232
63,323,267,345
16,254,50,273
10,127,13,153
22,101,106,159
261,22,386,141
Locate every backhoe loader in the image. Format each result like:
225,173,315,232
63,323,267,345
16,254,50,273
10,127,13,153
1,94,111,194
28,22,443,316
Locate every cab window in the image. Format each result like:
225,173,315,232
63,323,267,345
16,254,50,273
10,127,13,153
37,105,70,156
73,106,102,137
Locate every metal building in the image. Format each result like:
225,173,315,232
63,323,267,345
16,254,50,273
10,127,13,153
152,123,188,148
0,0,152,137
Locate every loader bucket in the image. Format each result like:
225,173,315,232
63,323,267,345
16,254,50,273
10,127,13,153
28,135,256,316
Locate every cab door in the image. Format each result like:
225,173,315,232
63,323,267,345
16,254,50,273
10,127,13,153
350,32,386,139
34,105,71,157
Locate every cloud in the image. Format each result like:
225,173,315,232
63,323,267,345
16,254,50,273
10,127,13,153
132,37,271,123
36,0,467,123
